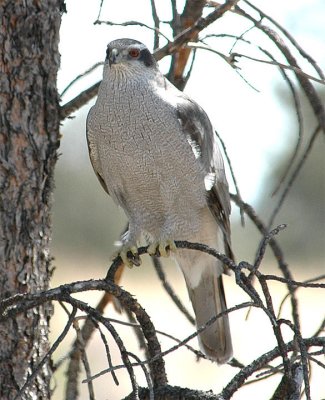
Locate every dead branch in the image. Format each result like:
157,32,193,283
59,0,239,119
1,234,324,398
167,0,206,88
267,124,321,228
154,0,240,61
151,256,195,325
235,4,325,134
149,0,160,49
60,81,100,120
230,194,301,333
220,337,324,400
65,263,124,399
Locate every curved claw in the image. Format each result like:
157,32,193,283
112,245,141,268
148,240,177,257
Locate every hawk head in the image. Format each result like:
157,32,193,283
106,39,156,69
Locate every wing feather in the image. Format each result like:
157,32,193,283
86,107,110,195
175,91,233,259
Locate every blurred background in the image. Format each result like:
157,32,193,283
51,1,325,398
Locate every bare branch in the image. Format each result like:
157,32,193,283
167,0,206,88
65,264,124,398
270,363,303,400
1,232,324,398
60,62,103,98
83,301,253,384
73,318,96,400
127,352,154,400
94,19,170,42
151,256,195,325
60,81,100,120
230,194,302,333
91,319,119,385
214,129,245,225
149,0,160,49
155,0,240,61
14,307,77,400
230,52,325,85
243,0,325,80
220,337,324,400
235,5,325,133
268,124,321,228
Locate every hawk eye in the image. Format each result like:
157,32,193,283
129,48,140,58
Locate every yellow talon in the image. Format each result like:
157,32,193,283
112,245,141,268
148,240,176,257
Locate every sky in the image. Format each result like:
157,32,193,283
57,0,325,203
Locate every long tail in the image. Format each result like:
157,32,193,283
175,211,233,363
187,264,232,363
177,255,233,364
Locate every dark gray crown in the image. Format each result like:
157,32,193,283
106,38,156,68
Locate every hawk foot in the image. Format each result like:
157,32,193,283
112,245,141,268
148,240,177,257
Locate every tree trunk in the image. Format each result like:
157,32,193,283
0,1,61,398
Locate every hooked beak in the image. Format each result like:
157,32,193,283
109,48,119,66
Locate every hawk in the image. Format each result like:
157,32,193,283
86,38,233,363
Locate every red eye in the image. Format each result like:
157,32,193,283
129,48,140,58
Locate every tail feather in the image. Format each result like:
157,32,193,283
176,253,233,364
173,207,233,363
187,268,232,363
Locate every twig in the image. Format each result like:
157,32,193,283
253,224,287,270
14,307,77,400
65,263,124,399
278,319,310,399
181,45,198,89
73,319,96,400
155,0,240,61
230,194,301,334
127,352,154,400
94,19,170,42
95,0,105,21
123,384,221,400
151,256,195,325
149,0,160,49
264,275,325,289
220,337,324,400
270,70,304,197
270,362,303,400
243,0,325,80
83,314,210,361
277,274,325,319
307,355,325,370
312,316,325,338
83,301,254,383
258,274,292,379
90,319,119,385
1,279,166,390
235,5,325,133
167,0,206,89
268,124,321,228
65,295,140,397
214,129,245,226
60,81,100,120
124,307,149,360
230,52,325,85
60,62,103,97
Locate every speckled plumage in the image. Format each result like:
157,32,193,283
87,38,233,363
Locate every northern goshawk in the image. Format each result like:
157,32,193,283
86,38,233,364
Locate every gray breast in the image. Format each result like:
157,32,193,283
88,75,207,234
